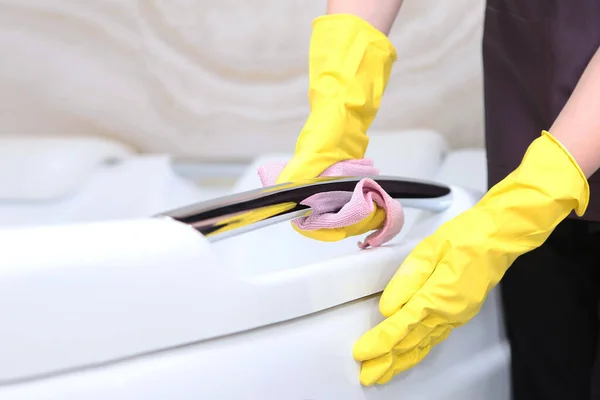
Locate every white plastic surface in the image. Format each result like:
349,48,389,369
0,135,509,399
365,130,448,179
0,184,477,383
435,148,487,191
0,137,134,201
0,296,508,400
0,155,224,228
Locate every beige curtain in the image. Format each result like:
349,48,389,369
0,0,485,160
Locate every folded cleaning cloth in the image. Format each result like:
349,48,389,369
257,159,405,249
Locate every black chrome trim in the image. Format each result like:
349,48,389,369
155,176,452,242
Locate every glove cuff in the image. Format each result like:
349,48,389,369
527,130,590,216
293,14,397,163
308,13,397,118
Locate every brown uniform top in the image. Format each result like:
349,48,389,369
482,0,600,221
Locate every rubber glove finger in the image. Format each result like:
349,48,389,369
382,314,447,355
358,324,449,386
353,300,426,361
379,242,440,317
374,325,453,385
358,352,394,386
292,223,348,242
376,326,452,385
291,204,385,242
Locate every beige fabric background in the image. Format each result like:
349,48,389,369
0,0,485,161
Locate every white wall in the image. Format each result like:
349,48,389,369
0,0,485,161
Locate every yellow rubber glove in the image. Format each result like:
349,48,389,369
291,206,387,242
276,14,397,242
353,130,590,385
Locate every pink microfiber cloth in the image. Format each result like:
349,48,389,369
257,159,405,249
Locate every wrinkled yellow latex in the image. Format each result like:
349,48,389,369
275,14,397,241
353,130,590,385
291,206,387,242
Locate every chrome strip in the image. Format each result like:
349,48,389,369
155,176,452,242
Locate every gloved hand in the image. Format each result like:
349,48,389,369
291,207,386,243
353,130,590,385
275,14,397,241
